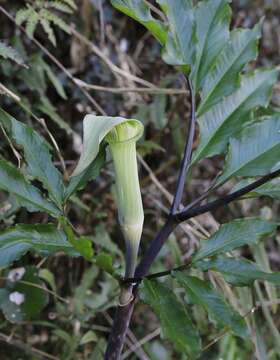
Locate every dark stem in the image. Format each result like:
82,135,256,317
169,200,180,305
123,259,192,284
135,218,176,278
175,168,280,222
104,219,175,359
104,299,135,360
170,76,196,214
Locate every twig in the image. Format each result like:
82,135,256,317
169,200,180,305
0,332,59,360
70,25,157,89
74,79,187,95
170,76,196,214
0,277,69,304
123,259,192,284
122,328,161,359
0,6,106,116
175,168,280,223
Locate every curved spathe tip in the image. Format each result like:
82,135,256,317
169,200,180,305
72,115,144,177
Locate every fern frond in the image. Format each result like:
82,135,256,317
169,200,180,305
15,0,74,46
47,1,74,14
15,8,33,25
0,42,25,66
40,9,70,33
61,0,77,10
40,18,56,46
25,9,40,39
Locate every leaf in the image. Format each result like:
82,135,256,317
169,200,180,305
94,253,114,275
111,0,166,44
40,17,56,46
0,42,25,66
40,9,70,33
140,279,201,358
217,115,280,185
15,8,33,26
0,160,61,216
80,331,98,345
92,224,122,256
232,178,280,200
42,61,67,99
192,69,278,164
48,2,74,14
5,266,49,322
198,22,262,115
72,115,143,176
19,54,47,94
84,275,118,312
74,265,99,314
195,256,280,287
191,0,231,92
0,108,65,208
157,0,194,66
60,218,94,260
64,144,106,201
61,0,77,10
0,224,77,268
26,8,40,39
193,218,276,262
37,96,73,134
254,180,280,199
175,274,248,338
0,288,22,323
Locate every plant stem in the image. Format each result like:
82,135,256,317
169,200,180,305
104,219,175,359
175,168,280,222
170,76,196,214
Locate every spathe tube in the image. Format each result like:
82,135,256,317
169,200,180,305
72,115,144,278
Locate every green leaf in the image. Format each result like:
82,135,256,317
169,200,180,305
198,22,262,115
233,178,280,200
193,218,276,262
40,9,70,34
40,17,56,46
111,0,166,44
60,218,94,260
80,331,98,345
0,160,61,216
6,266,49,322
0,108,65,208
174,274,248,338
0,224,76,268
74,265,99,314
64,144,106,201
217,115,280,185
157,0,194,66
26,9,40,39
94,253,114,274
37,96,73,134
42,61,67,99
192,69,278,164
0,42,25,66
253,179,280,199
0,288,22,323
196,256,280,287
140,279,201,358
92,224,122,256
191,0,231,92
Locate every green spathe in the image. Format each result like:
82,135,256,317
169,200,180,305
72,115,144,277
